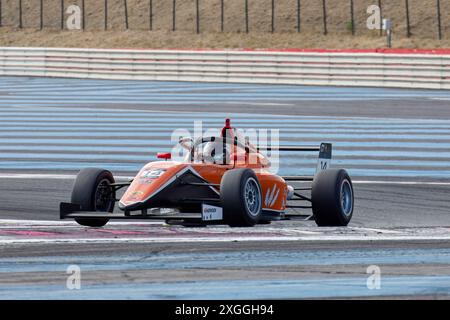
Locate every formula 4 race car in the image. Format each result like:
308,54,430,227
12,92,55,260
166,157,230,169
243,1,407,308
60,119,354,227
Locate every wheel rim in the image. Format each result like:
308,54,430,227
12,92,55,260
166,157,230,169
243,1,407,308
244,177,261,216
340,179,353,216
94,179,114,212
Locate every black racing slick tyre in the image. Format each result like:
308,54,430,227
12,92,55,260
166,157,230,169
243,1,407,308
71,168,116,227
220,169,262,227
311,169,354,227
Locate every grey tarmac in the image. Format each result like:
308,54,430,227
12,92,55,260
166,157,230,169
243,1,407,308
0,177,449,228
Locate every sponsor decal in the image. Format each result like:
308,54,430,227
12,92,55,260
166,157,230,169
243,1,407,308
128,190,144,201
282,187,288,208
264,185,280,208
139,178,155,185
201,204,223,221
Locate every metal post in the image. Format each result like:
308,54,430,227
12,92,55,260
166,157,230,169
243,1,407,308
221,0,224,32
297,0,300,33
322,0,327,35
40,0,43,30
437,0,442,40
124,0,128,30
384,19,392,47
82,0,85,30
149,0,152,30
387,29,392,48
104,0,108,30
405,0,411,37
350,0,355,35
271,0,274,33
61,0,64,30
0,0,2,28
172,0,176,31
196,0,199,34
245,0,248,33
378,0,382,36
19,0,23,29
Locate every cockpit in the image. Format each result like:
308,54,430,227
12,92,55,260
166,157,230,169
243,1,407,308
174,119,262,167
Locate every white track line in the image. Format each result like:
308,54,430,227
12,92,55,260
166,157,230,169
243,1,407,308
0,220,449,244
223,102,294,106
1,234,450,245
349,227,403,234
0,219,162,226
352,180,450,186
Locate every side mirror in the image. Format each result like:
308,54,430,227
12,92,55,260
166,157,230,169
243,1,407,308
157,153,172,160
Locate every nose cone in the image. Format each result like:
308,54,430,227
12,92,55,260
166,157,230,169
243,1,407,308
119,162,186,211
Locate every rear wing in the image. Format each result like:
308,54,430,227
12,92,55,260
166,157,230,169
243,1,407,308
259,143,332,182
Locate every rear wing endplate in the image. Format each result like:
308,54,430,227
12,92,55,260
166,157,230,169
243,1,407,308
261,143,332,182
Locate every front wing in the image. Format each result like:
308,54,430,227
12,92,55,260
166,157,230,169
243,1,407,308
60,202,313,224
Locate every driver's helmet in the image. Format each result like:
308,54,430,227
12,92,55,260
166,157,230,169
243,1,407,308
202,140,230,164
201,119,236,164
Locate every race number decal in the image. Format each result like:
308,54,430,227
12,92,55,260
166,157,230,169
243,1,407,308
316,143,332,173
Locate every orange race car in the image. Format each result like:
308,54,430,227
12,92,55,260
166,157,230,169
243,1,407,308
60,119,354,227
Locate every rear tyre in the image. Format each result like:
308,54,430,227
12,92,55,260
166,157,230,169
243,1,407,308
71,168,116,227
220,169,262,227
311,169,354,227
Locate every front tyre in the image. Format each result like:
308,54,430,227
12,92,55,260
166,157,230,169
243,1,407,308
311,169,354,227
221,169,262,227
71,168,116,227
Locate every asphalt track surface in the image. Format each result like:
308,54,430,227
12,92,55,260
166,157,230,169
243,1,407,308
0,76,449,299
